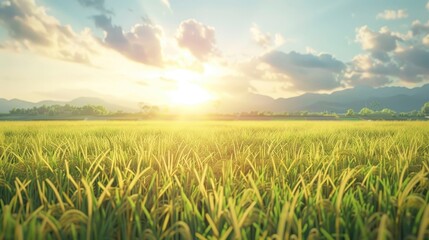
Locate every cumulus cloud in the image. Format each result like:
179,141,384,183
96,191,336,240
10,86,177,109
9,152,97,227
176,19,217,61
238,51,345,92
345,54,394,87
76,0,112,14
423,35,429,46
92,14,163,66
263,51,345,72
250,25,271,48
355,26,401,61
0,0,97,63
376,9,408,20
395,47,429,82
242,21,429,92
250,24,284,49
345,72,392,87
348,24,429,86
427,1,429,10
411,20,429,36
347,51,429,85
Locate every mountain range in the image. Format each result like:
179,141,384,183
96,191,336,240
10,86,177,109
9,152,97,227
1,84,428,114
216,84,429,113
0,97,136,114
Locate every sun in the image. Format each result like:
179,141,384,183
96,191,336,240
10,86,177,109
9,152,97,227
170,82,213,106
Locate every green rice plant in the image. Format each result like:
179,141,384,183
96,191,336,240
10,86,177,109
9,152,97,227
0,121,427,239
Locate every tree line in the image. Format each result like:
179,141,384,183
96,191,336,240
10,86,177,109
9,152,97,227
9,104,108,116
8,101,429,118
235,102,429,118
345,102,429,117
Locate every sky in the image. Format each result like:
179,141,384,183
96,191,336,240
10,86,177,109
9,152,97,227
0,0,429,107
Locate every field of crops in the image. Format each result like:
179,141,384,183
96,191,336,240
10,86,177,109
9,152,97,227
0,121,428,239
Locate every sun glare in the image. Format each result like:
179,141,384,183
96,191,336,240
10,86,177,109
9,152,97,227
170,82,212,106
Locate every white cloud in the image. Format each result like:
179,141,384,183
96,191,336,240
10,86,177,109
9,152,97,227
250,25,271,48
305,47,318,55
274,34,285,47
250,24,284,49
423,34,429,46
0,0,98,64
345,54,394,87
349,24,429,85
427,1,429,10
412,20,429,36
376,9,408,20
355,26,401,61
176,19,217,61
239,50,346,92
92,15,164,66
356,26,398,51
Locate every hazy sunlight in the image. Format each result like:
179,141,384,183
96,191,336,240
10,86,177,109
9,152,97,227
170,82,213,106
1,1,429,239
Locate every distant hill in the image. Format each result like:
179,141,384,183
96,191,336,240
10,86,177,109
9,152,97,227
274,84,429,113
215,84,429,113
1,84,428,114
0,98,35,113
0,97,136,113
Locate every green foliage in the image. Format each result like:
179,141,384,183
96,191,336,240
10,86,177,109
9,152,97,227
421,102,429,115
359,107,374,116
0,121,428,239
345,109,355,116
380,108,396,116
138,103,161,116
9,104,108,116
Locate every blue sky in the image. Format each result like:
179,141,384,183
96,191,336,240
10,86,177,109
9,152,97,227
0,0,429,106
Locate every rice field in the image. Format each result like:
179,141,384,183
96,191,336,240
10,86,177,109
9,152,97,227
0,121,428,240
